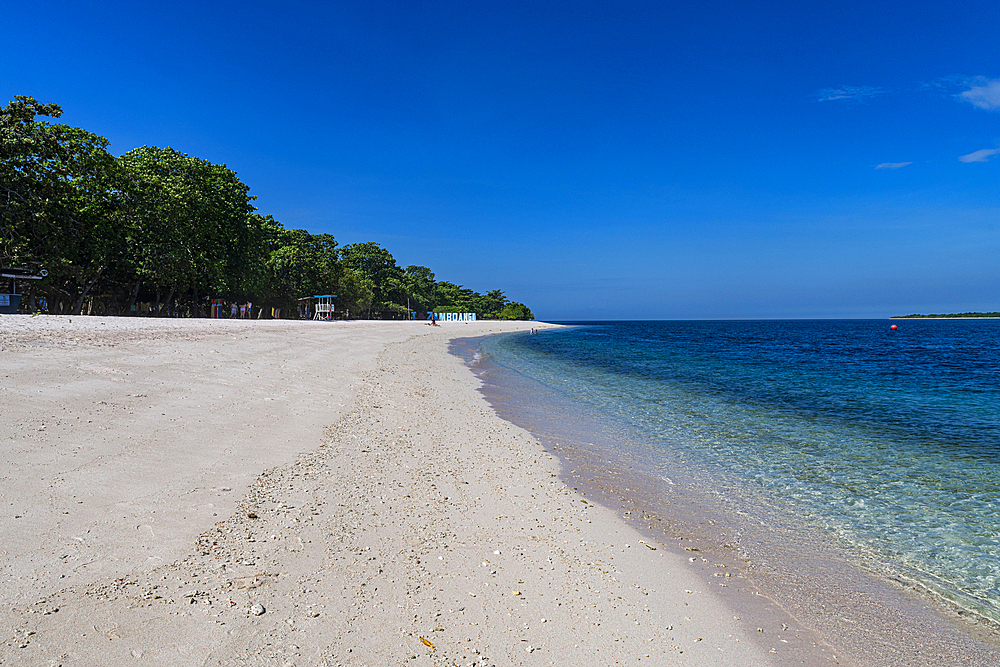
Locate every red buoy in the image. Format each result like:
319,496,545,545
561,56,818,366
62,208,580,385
890,324,898,330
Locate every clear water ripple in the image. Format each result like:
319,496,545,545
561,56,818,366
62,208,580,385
482,320,1000,617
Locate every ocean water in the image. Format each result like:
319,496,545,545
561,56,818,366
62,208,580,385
476,320,1000,622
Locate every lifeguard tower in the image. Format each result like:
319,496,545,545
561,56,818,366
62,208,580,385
311,294,337,320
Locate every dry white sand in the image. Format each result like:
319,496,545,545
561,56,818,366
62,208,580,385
0,316,840,666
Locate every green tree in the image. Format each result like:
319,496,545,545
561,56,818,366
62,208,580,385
403,265,437,312
1,96,120,313
263,227,340,312
435,281,510,317
118,146,256,314
498,301,533,320
239,213,283,304
480,289,508,318
433,281,474,313
337,267,374,317
339,242,405,316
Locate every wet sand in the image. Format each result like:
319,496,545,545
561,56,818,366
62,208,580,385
465,332,1000,667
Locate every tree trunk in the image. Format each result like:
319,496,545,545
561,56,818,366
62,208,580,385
71,267,104,315
125,282,141,315
159,286,175,317
193,286,199,317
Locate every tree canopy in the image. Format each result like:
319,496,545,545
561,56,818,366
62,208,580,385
1,96,119,313
1,96,534,320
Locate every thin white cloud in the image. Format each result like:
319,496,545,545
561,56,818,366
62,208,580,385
875,162,913,170
959,77,1000,110
959,148,1000,163
815,86,885,103
920,75,967,92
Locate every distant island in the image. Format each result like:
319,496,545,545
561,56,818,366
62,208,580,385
891,312,1000,319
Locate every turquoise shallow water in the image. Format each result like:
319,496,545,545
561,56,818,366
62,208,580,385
479,320,1000,620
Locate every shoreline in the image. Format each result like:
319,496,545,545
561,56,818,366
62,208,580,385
9,316,960,667
2,316,842,665
465,328,1000,666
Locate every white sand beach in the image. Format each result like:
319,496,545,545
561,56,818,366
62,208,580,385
2,316,841,665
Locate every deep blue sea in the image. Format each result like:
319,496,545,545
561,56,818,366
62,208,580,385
477,320,1000,621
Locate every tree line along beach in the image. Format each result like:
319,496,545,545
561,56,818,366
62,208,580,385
1,96,533,322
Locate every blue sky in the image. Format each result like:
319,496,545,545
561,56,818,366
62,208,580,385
4,0,998,319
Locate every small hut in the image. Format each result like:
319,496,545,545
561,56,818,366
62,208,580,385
0,265,46,313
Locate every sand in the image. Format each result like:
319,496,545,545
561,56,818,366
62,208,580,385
0,315,837,666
